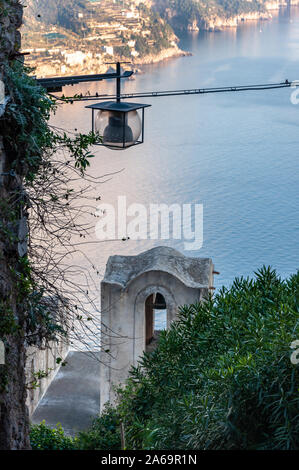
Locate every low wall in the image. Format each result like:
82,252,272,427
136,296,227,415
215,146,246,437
26,339,69,417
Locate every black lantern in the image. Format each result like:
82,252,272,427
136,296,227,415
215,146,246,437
86,101,151,150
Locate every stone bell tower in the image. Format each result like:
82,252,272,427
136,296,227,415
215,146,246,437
100,246,214,408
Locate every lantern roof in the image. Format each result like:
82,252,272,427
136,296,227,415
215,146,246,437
85,101,151,112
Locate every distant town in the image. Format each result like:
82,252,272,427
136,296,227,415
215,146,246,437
22,0,182,77
21,0,294,77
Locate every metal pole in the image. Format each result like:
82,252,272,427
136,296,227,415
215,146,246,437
116,62,121,103
120,421,126,450
141,107,144,143
122,112,125,148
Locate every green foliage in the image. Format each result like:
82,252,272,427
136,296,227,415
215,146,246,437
27,369,54,390
30,268,299,450
2,62,54,181
0,61,101,345
135,5,174,54
30,405,121,450
50,131,99,175
76,404,121,450
162,0,266,30
10,256,34,300
112,267,299,449
25,0,89,32
2,61,100,182
114,45,132,59
30,421,76,450
217,0,265,17
134,35,151,55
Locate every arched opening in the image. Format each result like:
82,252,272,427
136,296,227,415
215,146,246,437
145,292,167,353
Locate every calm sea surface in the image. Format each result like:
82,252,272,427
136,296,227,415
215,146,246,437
52,7,299,312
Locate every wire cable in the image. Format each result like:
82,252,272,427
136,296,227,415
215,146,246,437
48,80,295,103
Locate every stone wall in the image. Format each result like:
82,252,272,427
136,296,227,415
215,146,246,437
26,340,69,417
0,0,32,450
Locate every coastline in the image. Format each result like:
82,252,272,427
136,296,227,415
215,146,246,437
29,3,298,78
203,11,271,32
187,2,299,32
133,45,192,66
133,3,298,65
31,45,191,78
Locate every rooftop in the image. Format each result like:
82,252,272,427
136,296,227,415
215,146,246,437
102,246,213,289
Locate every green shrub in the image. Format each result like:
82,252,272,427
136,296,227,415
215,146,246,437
30,406,121,450
30,268,299,450
115,267,299,449
30,421,76,450
76,404,121,450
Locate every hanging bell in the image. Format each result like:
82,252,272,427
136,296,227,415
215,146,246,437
152,293,166,310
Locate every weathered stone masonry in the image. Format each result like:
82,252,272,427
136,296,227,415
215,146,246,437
100,246,214,409
0,0,31,449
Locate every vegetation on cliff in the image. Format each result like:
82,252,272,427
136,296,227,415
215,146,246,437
22,0,270,75
23,0,88,31
156,0,267,31
113,5,176,58
22,0,177,62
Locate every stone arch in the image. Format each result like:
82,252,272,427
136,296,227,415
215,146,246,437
134,282,177,328
133,281,177,360
100,246,214,409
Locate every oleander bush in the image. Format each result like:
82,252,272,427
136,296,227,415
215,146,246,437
114,267,299,449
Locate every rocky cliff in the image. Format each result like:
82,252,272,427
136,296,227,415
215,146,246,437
154,0,298,33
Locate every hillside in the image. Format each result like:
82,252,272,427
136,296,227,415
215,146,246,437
24,0,116,32
21,0,282,76
154,0,269,31
22,0,184,77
